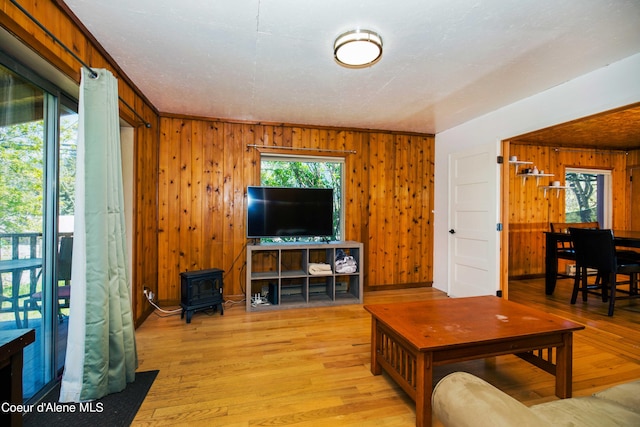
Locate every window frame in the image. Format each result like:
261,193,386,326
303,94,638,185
259,153,345,241
565,167,612,228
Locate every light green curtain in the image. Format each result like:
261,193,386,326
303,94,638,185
59,68,137,402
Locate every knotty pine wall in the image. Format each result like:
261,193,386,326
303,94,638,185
157,117,435,302
1,0,159,326
508,143,634,278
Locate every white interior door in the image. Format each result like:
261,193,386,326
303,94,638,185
448,142,500,297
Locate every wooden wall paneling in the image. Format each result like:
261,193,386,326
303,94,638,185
178,120,193,282
425,136,435,283
200,122,214,272
326,128,336,153
154,119,434,298
235,123,257,294
408,134,421,283
357,132,371,286
165,119,183,300
417,135,432,284
612,154,629,229
409,135,425,283
222,122,237,294
3,1,160,324
133,120,158,324
508,144,551,277
629,149,640,230
280,125,292,147
631,166,640,230
157,118,170,299
367,133,382,286
210,121,225,273
409,135,422,283
343,131,359,241
290,126,302,149
381,134,396,284
508,143,631,278
394,135,408,281
310,127,320,150
411,135,429,283
190,120,204,272
230,123,247,295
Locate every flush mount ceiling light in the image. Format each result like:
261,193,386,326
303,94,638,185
334,29,383,68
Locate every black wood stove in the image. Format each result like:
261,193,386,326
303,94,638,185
180,268,224,323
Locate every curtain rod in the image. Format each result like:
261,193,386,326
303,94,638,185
9,0,152,128
553,147,628,155
247,144,356,154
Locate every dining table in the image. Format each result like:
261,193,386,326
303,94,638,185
544,230,640,295
0,258,42,328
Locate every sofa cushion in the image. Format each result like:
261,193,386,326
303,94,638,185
531,396,640,426
432,372,549,427
593,380,640,413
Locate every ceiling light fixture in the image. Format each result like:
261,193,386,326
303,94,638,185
334,29,383,68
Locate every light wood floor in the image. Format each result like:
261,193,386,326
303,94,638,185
132,279,640,426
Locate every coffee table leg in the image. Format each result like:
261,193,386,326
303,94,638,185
370,317,382,375
415,352,433,427
555,332,573,398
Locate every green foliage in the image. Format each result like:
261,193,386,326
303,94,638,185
0,116,77,233
261,159,342,241
0,120,45,233
565,173,598,222
59,115,78,215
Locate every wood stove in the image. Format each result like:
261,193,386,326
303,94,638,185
180,268,224,323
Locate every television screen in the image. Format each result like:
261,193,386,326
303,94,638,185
247,186,334,238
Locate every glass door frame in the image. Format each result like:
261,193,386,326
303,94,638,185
0,50,78,401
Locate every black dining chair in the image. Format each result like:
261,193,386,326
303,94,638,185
550,222,599,281
23,236,72,326
569,228,640,316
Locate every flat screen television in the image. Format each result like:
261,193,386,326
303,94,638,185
246,186,334,238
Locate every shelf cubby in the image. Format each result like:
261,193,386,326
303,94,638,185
246,241,363,311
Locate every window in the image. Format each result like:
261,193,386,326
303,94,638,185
260,154,344,241
565,168,611,227
0,54,77,400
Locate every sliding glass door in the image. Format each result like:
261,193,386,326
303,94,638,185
0,55,77,400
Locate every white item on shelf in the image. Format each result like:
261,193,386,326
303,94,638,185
308,263,332,275
335,255,357,274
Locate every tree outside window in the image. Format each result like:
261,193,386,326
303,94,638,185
260,156,343,241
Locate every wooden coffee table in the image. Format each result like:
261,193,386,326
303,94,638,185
364,296,585,427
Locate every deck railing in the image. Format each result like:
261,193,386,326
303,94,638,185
0,232,42,261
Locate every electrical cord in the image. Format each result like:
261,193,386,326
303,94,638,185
143,289,182,316
147,298,182,314
224,241,249,294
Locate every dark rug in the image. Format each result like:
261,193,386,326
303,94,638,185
24,370,158,427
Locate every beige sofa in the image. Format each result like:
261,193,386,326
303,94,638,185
432,372,640,426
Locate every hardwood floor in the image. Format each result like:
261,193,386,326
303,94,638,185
132,280,640,426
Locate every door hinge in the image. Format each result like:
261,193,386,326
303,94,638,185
497,223,503,231
497,155,504,164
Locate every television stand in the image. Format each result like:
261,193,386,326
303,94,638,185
245,241,363,312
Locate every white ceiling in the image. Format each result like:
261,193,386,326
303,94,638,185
62,0,640,134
